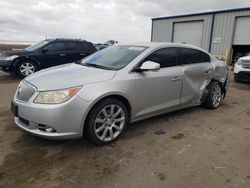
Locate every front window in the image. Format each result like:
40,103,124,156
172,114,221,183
25,40,51,51
80,45,147,70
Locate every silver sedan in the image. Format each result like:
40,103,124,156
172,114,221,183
12,43,228,145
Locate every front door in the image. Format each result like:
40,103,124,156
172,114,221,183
134,48,182,119
37,41,69,69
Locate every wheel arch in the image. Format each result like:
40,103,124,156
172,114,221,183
82,94,132,136
201,79,224,104
12,56,40,70
209,78,227,98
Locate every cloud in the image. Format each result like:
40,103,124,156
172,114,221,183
0,0,249,43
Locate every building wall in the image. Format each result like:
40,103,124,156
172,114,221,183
152,15,213,51
211,10,250,56
151,9,250,59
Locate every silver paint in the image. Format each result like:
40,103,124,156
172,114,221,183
13,42,228,139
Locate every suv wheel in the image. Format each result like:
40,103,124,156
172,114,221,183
202,81,222,109
85,98,128,145
17,61,38,78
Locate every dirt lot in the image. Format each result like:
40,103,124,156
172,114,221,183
0,71,250,188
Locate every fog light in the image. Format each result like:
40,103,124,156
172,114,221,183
38,124,56,133
45,127,55,133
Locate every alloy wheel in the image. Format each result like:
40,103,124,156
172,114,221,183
20,62,35,76
212,84,222,108
94,104,126,142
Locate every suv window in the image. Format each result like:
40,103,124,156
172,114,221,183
178,48,210,65
144,48,177,68
44,42,66,51
65,42,81,51
81,42,97,53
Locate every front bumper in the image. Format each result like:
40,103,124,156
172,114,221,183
0,60,12,72
234,72,250,82
0,59,12,68
12,94,92,140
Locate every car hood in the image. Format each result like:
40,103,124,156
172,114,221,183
1,50,30,57
25,63,117,91
239,56,250,61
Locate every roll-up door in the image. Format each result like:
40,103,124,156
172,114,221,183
233,16,250,45
173,21,204,47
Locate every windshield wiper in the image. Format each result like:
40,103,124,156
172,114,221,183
82,63,113,70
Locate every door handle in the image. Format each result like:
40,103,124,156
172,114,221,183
80,53,86,56
172,77,181,81
59,54,66,56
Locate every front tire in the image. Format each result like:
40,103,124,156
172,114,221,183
202,81,223,109
16,60,38,78
85,98,128,145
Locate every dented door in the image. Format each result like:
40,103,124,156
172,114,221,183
180,63,213,105
177,47,214,106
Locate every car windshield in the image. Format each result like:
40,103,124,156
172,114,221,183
80,45,147,70
25,40,51,51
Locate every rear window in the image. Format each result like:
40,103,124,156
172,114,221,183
65,42,81,50
81,42,97,53
178,48,210,65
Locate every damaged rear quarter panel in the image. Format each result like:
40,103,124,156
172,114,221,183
211,59,228,83
180,62,214,105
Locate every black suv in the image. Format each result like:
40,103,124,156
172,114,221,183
0,38,97,77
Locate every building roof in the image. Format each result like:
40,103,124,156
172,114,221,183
152,7,250,21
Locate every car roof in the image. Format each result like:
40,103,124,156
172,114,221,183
117,42,199,48
116,42,210,53
48,38,90,43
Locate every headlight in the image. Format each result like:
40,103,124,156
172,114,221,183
236,59,242,66
6,55,19,61
34,86,82,104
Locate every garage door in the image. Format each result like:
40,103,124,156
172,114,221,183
233,17,250,45
173,21,204,47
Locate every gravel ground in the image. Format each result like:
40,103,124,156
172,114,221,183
0,71,250,188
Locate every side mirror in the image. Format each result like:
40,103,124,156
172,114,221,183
136,61,160,72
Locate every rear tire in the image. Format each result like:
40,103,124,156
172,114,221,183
201,81,222,109
16,60,38,78
85,98,128,145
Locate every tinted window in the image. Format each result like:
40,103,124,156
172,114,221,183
145,48,177,68
178,48,210,65
65,42,81,50
44,42,65,51
82,42,97,53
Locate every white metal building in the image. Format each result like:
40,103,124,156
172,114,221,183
151,7,250,64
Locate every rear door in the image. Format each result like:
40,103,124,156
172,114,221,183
64,41,86,63
177,48,213,106
134,48,182,119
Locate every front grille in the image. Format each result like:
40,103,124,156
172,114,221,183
242,60,250,69
16,81,35,101
242,63,250,69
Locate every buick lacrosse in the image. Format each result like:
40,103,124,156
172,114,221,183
12,43,228,145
